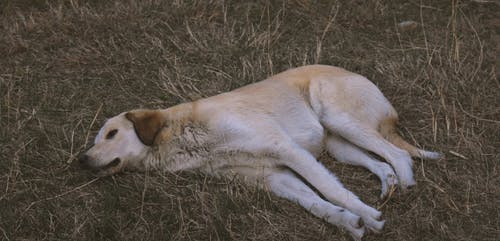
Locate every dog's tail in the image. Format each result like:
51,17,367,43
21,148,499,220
379,117,442,160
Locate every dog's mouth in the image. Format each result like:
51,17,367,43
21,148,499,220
79,154,122,175
95,157,122,176
104,157,121,169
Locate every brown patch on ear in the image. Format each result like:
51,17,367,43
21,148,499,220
125,110,166,146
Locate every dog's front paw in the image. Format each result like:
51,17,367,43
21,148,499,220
340,212,365,241
357,206,385,232
345,200,385,233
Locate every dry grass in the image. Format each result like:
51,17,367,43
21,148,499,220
0,0,498,240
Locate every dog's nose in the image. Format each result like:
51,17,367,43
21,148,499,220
78,153,90,165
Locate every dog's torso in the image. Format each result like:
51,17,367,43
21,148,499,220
145,65,395,175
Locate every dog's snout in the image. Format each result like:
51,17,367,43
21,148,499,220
78,153,90,165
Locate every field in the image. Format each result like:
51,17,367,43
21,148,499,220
0,0,498,240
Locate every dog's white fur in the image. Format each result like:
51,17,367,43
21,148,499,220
81,65,440,240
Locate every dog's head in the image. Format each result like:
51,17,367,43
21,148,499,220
79,110,165,175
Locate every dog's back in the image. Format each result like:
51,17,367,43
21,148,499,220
196,65,396,133
196,65,436,160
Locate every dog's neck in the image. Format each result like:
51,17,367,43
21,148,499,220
143,102,213,172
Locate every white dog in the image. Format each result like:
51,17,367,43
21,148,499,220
80,65,440,240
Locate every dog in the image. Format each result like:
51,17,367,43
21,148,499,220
79,65,441,240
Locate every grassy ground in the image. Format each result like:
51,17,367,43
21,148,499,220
0,0,498,240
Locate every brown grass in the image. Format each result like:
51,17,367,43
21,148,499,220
0,0,498,240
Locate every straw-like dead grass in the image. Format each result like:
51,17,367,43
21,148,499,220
0,0,498,240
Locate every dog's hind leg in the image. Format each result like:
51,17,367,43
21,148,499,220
320,112,416,189
266,168,365,240
325,133,398,199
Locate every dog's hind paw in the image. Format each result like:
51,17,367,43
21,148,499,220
399,177,417,192
378,165,398,199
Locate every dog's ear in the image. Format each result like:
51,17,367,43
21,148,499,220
125,110,165,146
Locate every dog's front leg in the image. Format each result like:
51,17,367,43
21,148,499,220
213,116,382,231
266,168,365,241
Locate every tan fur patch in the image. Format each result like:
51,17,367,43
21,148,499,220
379,117,419,157
125,110,166,146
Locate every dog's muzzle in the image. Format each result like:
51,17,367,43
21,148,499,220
78,153,121,171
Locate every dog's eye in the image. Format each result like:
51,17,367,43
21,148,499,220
106,129,118,139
